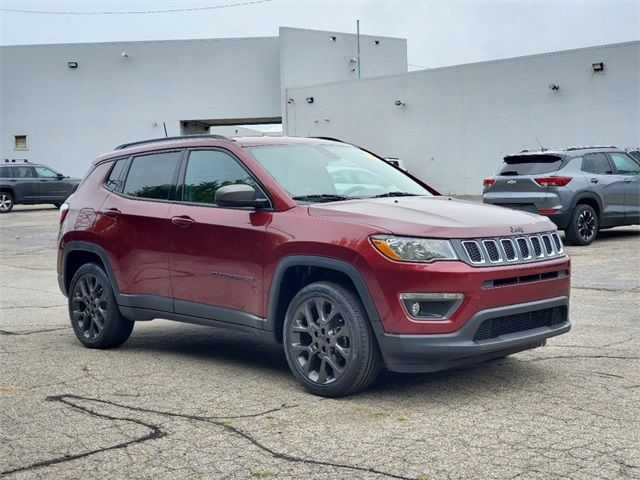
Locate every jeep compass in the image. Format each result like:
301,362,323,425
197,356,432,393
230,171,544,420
58,135,571,397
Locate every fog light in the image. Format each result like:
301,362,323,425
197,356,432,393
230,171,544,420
400,293,464,320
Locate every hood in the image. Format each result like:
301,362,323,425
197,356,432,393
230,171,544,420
308,196,554,239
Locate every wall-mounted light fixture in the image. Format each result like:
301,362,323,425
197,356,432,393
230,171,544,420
329,35,337,42
374,40,380,45
394,100,406,106
548,83,560,91
306,97,314,104
67,62,78,69
592,62,604,72
287,98,294,104
121,51,129,58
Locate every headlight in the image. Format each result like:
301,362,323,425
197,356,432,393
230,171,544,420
371,235,458,263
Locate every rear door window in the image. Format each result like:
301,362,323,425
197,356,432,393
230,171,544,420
499,154,563,175
581,153,612,175
123,151,182,200
14,166,36,178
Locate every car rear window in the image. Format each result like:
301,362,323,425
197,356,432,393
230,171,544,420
498,154,563,176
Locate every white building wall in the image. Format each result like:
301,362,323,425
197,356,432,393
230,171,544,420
1,37,282,176
1,28,408,177
286,41,640,195
279,27,407,135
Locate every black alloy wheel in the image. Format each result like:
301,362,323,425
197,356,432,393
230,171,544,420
283,282,381,397
565,204,598,246
68,263,134,348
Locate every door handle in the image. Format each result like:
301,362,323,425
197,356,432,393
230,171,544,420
102,208,121,218
623,177,633,183
589,178,599,184
171,215,195,228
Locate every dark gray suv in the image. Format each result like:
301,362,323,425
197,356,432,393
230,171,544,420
0,161,80,213
483,146,640,246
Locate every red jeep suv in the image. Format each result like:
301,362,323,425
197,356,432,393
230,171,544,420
58,135,571,397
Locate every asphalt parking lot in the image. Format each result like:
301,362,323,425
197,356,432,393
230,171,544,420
1,205,639,480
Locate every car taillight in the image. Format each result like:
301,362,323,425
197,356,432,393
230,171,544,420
59,202,70,224
483,178,495,188
534,176,572,187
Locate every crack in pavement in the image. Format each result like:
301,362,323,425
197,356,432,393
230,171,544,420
1,394,416,479
1,395,165,476
0,327,67,336
526,354,640,362
571,285,637,293
0,304,66,310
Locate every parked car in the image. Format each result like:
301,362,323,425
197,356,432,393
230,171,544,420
0,160,81,213
627,148,640,163
483,146,640,246
58,135,571,397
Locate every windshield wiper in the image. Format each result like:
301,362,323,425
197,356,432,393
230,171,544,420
370,191,420,198
292,194,353,203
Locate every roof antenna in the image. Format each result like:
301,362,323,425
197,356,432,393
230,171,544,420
163,122,168,138
534,137,546,152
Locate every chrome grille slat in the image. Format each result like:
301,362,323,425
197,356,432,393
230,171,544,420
500,239,517,261
482,240,502,263
457,232,564,267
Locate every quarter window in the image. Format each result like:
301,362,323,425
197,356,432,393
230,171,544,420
609,153,640,175
0,167,14,178
105,159,128,192
123,151,181,200
182,150,261,205
581,153,612,175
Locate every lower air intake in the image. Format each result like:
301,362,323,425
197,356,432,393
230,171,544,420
473,306,567,341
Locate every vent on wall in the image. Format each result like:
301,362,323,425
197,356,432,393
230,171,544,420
14,135,27,150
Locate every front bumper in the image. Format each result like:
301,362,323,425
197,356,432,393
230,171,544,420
375,296,570,373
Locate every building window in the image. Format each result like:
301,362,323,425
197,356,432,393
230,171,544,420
14,135,27,150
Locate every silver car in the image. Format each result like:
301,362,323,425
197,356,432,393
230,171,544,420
483,146,640,246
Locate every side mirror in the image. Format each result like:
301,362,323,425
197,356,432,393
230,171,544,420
56,173,65,180
214,184,269,209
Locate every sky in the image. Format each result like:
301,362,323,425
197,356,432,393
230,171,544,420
0,0,638,69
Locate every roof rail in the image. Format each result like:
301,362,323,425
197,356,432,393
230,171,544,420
564,145,618,151
114,134,230,151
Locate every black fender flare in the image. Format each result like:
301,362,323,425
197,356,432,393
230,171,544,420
569,191,603,218
60,241,120,297
265,255,384,338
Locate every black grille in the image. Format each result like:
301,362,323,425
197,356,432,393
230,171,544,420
483,240,500,262
530,236,542,257
552,233,562,252
542,235,554,255
516,238,530,258
473,306,567,341
463,241,482,262
501,239,516,260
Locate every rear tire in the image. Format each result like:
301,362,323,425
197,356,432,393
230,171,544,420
564,204,598,246
68,263,134,349
283,281,382,397
0,192,14,213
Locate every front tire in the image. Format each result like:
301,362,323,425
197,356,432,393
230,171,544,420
0,192,14,213
564,204,598,246
68,263,134,348
283,281,382,397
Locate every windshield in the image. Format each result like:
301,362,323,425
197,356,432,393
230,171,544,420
248,144,431,203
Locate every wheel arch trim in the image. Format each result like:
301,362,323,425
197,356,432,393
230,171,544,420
60,241,120,298
266,255,383,337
